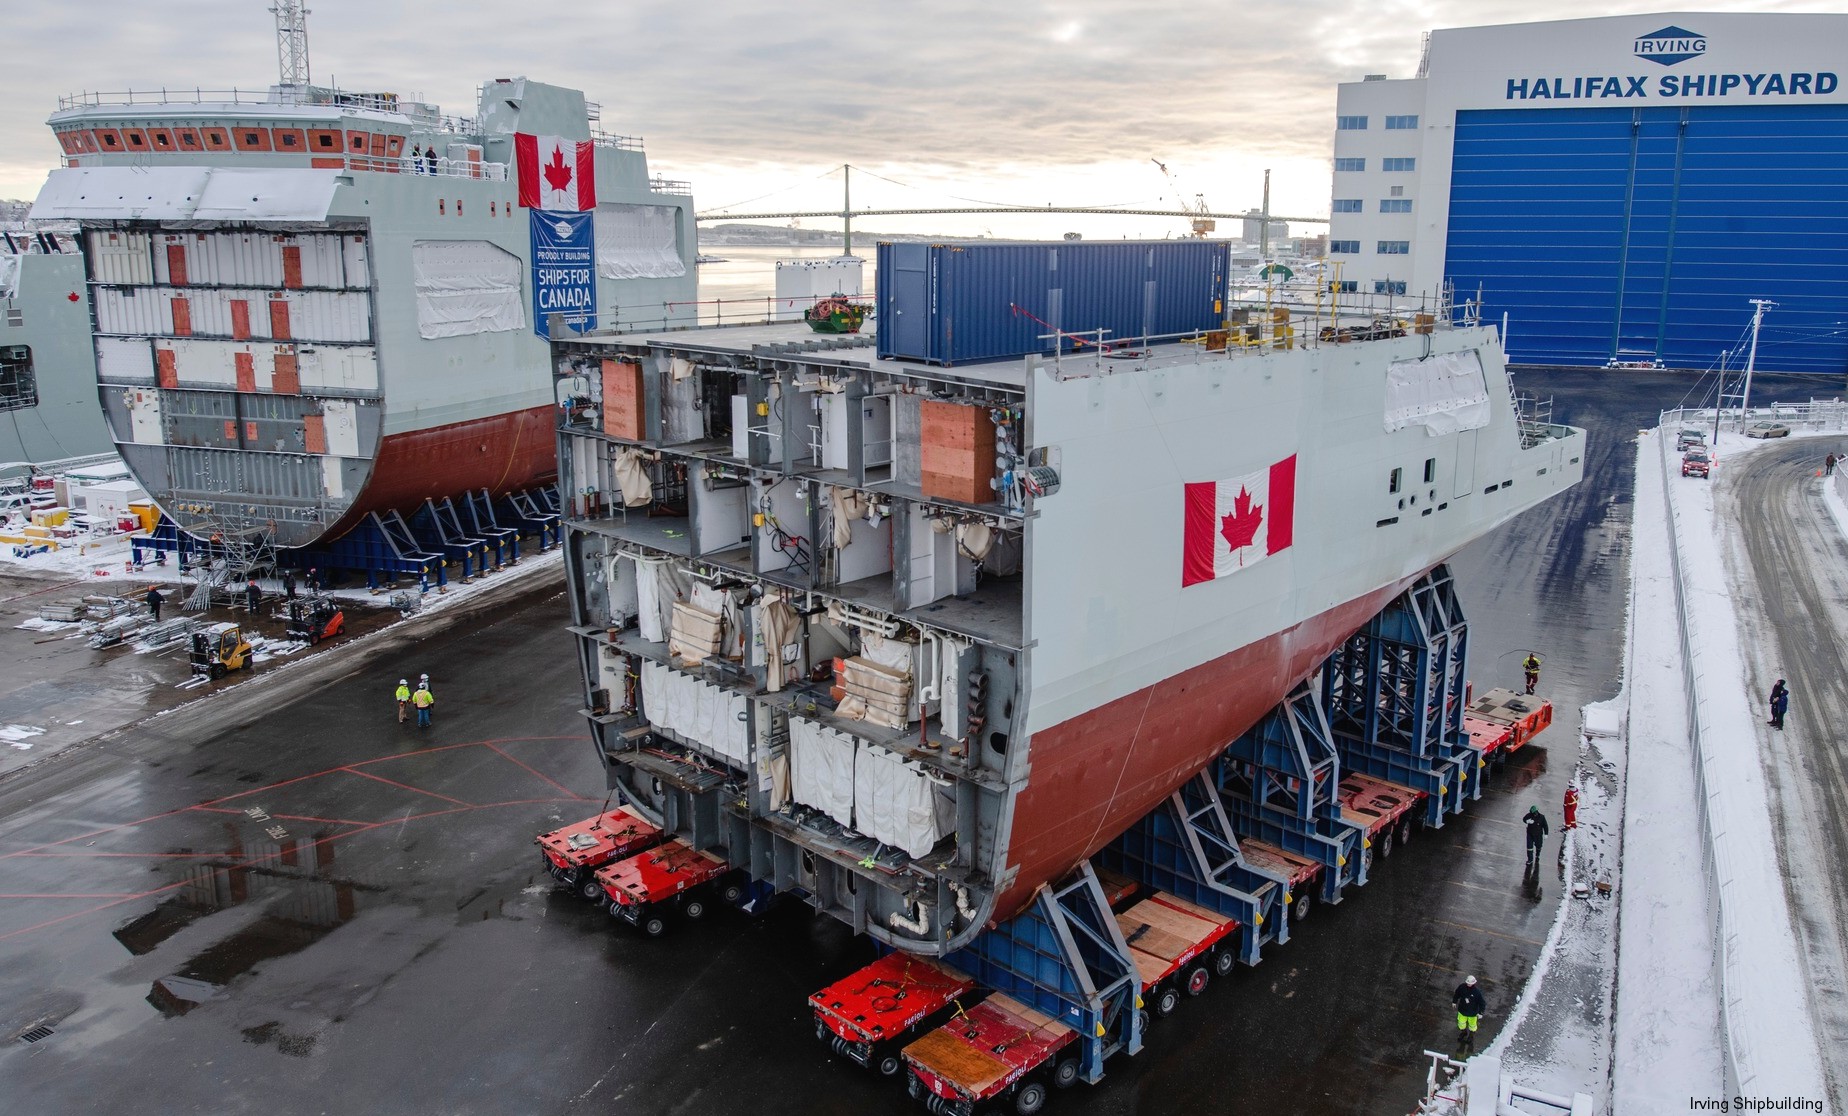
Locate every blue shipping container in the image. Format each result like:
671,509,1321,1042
876,240,1229,365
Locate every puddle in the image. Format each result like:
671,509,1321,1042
241,1020,319,1057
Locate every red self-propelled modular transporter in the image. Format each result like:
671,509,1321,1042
811,952,980,1078
536,804,664,900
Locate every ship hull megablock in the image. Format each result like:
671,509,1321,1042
552,246,1585,956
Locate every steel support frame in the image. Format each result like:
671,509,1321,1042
1321,563,1475,827
1099,772,1288,965
947,862,1141,1084
1215,681,1366,899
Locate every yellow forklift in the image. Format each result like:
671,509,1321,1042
190,622,254,680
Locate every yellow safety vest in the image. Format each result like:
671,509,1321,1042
413,689,434,709
395,685,411,702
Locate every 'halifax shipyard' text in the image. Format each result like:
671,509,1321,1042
1508,72,1837,100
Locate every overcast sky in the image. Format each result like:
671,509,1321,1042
4,1,1839,240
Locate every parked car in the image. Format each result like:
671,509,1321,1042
1682,449,1712,478
1745,421,1791,439
1676,429,1707,452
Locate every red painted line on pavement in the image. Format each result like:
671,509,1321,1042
483,742,595,802
0,804,200,861
188,806,371,827
341,768,472,807
0,892,142,899
15,851,232,860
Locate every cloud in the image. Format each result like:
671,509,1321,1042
3,0,1844,232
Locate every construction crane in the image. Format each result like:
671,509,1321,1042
1151,158,1216,238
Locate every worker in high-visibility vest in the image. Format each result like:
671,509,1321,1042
395,678,412,723
1522,653,1542,696
413,683,435,728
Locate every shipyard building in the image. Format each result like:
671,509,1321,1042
1328,12,1848,372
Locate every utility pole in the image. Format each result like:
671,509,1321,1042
1712,348,1727,447
842,164,852,257
1739,299,1774,429
1259,169,1272,260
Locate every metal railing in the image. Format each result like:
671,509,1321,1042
61,151,508,181
58,87,446,126
648,176,692,195
592,130,643,151
1661,399,1848,436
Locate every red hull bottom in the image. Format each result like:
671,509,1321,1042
994,574,1425,922
324,405,558,540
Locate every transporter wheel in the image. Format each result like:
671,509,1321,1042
1291,890,1313,923
1014,1081,1047,1116
641,914,667,938
1153,985,1181,1018
1136,1009,1150,1033
1397,818,1415,848
876,1050,904,1077
540,852,556,876
1051,1058,1080,1089
1185,966,1209,997
1379,827,1395,859
1213,948,1236,978
607,903,627,922
684,897,708,921
579,876,605,902
720,881,745,906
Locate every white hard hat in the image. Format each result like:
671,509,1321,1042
399,679,408,685
1466,975,1477,986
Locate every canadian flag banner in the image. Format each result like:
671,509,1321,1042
1181,455,1297,587
515,133,597,211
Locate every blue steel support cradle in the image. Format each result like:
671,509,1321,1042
503,487,561,549
1215,681,1368,900
1321,564,1476,827
1099,772,1289,966
463,489,522,566
947,862,1141,1085
284,511,447,591
408,497,492,581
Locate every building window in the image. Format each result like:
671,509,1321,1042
1329,240,1360,254
1385,115,1419,130
1333,199,1363,213
1382,157,1416,172
1391,185,1405,197
1378,241,1410,255
1389,467,1403,494
1375,280,1408,295
1330,280,1358,293
1380,199,1413,213
1337,115,1368,130
1334,157,1365,172
0,346,36,411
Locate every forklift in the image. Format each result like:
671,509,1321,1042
190,622,254,680
286,596,345,645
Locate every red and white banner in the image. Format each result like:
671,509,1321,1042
515,133,597,211
1182,455,1296,587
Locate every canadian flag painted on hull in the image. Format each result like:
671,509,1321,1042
516,134,597,211
1181,454,1296,586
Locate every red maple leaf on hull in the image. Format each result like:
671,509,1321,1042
1221,486,1264,554
543,145,574,194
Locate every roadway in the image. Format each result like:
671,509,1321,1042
1718,436,1848,1108
0,367,1819,1114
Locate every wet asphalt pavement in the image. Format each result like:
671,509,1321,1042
0,368,1827,1115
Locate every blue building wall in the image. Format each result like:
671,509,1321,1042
1445,105,1848,373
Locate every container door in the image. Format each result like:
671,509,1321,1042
886,244,929,360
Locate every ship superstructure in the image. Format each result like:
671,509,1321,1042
550,278,1585,955
30,65,697,549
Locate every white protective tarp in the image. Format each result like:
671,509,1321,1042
191,168,342,221
594,204,687,279
634,557,687,644
854,744,954,858
788,716,856,828
640,658,749,766
0,255,17,301
1384,349,1492,436
411,240,525,339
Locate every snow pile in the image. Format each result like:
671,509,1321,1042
0,724,46,750
1656,428,1829,1103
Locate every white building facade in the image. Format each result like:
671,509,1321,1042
1328,12,1848,371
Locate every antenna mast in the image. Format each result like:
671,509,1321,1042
270,1,312,88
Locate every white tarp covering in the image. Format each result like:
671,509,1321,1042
31,166,340,223
1384,349,1492,436
594,204,686,279
634,558,685,643
854,744,953,858
640,659,749,766
789,716,856,828
411,240,525,339
0,255,17,300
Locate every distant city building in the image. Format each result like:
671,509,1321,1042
1329,13,1848,371
1240,210,1288,244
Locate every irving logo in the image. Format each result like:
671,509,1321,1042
1633,25,1707,67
